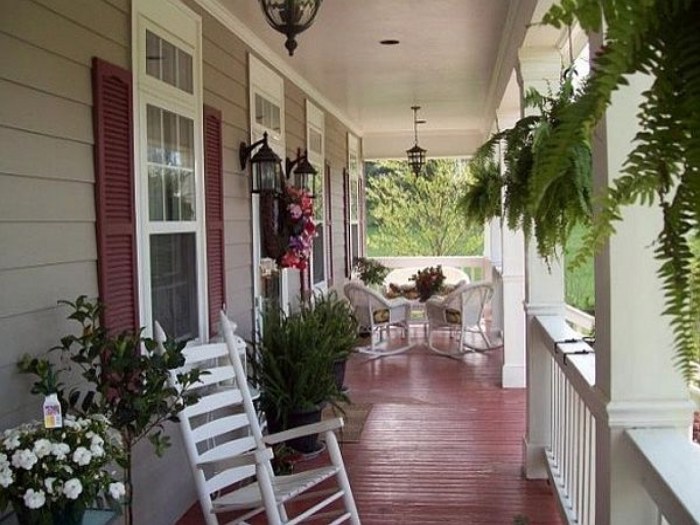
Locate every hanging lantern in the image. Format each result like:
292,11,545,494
259,0,323,56
407,105,427,175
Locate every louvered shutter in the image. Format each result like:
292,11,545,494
92,57,139,334
343,168,351,278
325,164,334,283
203,106,226,337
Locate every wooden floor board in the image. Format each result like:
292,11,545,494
177,336,563,525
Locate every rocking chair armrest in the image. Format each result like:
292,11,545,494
196,448,272,471
263,417,344,445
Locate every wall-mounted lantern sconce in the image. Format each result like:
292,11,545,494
240,135,318,197
285,148,318,197
239,132,283,194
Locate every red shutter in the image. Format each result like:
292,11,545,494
203,105,226,337
342,168,351,278
92,57,139,334
324,164,334,284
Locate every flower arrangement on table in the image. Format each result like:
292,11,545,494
279,186,316,270
0,415,125,524
410,265,446,302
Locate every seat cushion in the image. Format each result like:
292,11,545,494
373,308,390,323
445,308,461,324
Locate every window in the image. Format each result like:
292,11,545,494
306,101,327,289
133,0,205,340
347,134,362,265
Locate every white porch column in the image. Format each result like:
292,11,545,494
592,40,694,523
518,47,566,478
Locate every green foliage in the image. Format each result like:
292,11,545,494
366,159,483,256
251,292,356,427
565,224,595,313
538,0,700,381
459,69,592,260
410,265,447,302
352,257,389,286
17,296,204,524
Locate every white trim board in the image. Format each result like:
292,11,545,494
194,0,362,137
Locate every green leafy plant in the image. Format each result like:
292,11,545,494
17,296,204,525
536,1,700,380
353,257,389,287
459,68,592,260
251,293,355,430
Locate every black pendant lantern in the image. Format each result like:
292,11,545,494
259,0,323,56
407,105,427,175
240,132,283,193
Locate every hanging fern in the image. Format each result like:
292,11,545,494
537,0,700,381
460,69,592,258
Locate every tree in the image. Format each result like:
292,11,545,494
366,159,483,256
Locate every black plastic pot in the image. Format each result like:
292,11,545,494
266,405,324,454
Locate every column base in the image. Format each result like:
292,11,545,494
502,363,525,388
522,437,548,479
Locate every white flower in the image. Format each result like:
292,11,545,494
51,442,70,460
90,443,105,458
44,477,56,494
23,488,46,509
90,434,104,447
72,447,92,466
0,452,9,468
0,467,13,488
12,449,38,470
2,434,20,451
108,482,126,500
62,478,83,500
33,439,53,458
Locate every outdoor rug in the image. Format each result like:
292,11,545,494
322,402,373,443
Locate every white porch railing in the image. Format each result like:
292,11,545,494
533,315,700,525
370,256,490,283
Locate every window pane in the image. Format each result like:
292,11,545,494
148,166,164,221
177,49,193,94
309,128,322,155
147,105,163,164
351,224,359,261
146,105,196,222
146,30,160,79
313,164,324,221
150,233,198,341
350,176,359,221
313,224,325,285
145,30,193,94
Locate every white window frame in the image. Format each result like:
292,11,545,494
248,55,289,313
347,133,362,263
132,0,207,339
306,100,327,291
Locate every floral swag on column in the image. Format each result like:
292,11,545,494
260,185,316,271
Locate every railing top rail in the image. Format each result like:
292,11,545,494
625,428,700,525
369,256,486,269
534,314,603,418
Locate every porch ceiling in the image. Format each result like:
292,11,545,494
217,0,539,158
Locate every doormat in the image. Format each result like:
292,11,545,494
322,402,373,443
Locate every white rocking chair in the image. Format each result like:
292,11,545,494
425,281,495,358
157,312,361,525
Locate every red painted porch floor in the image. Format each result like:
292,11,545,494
177,337,563,525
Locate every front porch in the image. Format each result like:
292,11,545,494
179,339,562,525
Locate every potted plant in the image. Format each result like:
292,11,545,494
0,414,125,525
411,265,447,302
353,257,389,289
251,294,355,453
17,296,203,525
308,291,359,392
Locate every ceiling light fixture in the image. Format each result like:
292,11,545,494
407,106,427,175
259,0,323,56
379,39,400,45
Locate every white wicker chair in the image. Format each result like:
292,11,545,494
157,312,361,525
343,280,412,357
425,281,495,357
